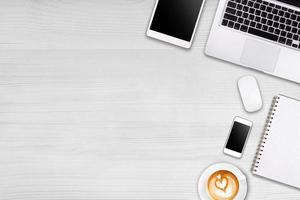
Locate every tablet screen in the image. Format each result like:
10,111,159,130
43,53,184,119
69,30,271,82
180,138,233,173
150,0,203,41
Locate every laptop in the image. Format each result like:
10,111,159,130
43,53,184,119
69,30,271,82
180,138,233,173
206,0,300,83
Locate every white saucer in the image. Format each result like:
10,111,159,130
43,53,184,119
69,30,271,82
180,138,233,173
197,163,247,200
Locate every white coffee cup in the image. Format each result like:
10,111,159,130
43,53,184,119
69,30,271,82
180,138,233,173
197,163,247,200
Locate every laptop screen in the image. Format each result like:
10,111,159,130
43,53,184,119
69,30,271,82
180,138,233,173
277,0,300,8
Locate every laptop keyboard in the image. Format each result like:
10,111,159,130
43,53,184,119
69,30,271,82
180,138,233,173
222,0,300,49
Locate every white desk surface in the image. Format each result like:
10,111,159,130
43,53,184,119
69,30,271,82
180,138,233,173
1,0,300,199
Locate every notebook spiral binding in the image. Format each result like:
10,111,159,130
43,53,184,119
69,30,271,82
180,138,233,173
251,96,280,174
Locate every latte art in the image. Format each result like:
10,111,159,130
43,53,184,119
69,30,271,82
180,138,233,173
207,170,239,200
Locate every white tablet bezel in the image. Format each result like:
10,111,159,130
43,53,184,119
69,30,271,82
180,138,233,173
146,0,205,48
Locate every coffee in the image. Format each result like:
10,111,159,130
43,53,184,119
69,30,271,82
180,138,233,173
206,170,239,200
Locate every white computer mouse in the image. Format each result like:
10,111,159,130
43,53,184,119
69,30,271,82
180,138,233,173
238,75,263,113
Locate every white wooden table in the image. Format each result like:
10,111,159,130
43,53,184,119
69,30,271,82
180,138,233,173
1,0,300,199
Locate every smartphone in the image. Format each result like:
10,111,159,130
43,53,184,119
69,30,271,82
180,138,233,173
224,117,252,158
146,0,205,48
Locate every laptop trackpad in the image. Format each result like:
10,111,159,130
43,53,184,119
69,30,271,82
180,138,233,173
240,38,280,73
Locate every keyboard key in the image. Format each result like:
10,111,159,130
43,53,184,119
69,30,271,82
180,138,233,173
288,9,294,13
228,21,234,28
285,26,291,32
279,37,286,44
273,16,279,21
274,29,280,35
267,20,273,26
228,1,237,8
237,11,242,16
262,25,268,31
267,14,273,19
238,17,244,23
262,1,268,5
250,21,256,27
292,27,297,33
243,6,249,12
234,23,241,29
249,14,255,20
248,1,254,7
297,16,300,22
278,10,284,16
248,27,279,41
260,4,266,10
250,8,255,14
293,35,299,40
255,16,261,22
269,2,275,7
256,23,262,29
280,24,285,29
284,12,291,18
280,17,285,23
272,9,278,15
226,7,236,15
273,22,279,28
244,19,250,25
291,14,297,20
281,31,287,37
268,27,275,33
275,4,281,9
287,39,293,46
287,32,293,38
243,12,249,18
261,18,267,24
237,4,243,10
241,25,248,31
282,7,287,11
292,21,298,27
254,3,260,8
255,10,261,15
261,11,267,17
266,6,272,12
242,0,248,5
286,19,292,25
224,13,238,21
222,19,229,26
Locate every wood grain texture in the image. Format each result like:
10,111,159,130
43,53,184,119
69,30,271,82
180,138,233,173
0,0,300,200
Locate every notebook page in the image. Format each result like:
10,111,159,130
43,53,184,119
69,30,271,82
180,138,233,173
254,95,300,188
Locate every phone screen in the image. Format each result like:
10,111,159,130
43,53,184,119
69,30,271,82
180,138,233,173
150,0,203,41
226,121,250,153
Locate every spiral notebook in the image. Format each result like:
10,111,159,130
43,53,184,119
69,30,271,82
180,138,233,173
252,94,300,188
